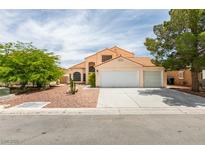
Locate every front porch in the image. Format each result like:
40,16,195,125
62,61,96,84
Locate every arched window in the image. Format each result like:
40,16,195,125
89,62,95,72
73,72,81,81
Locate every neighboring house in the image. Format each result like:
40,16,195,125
64,46,166,88
167,69,204,87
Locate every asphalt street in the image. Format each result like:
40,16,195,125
1,115,205,144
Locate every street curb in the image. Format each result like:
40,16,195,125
1,107,205,115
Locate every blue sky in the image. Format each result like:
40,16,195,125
0,10,170,67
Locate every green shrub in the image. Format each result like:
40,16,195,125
0,42,64,89
88,73,96,88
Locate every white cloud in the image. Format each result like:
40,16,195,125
0,10,169,67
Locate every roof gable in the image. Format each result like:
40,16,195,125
128,57,156,67
109,46,134,57
69,61,86,69
95,56,144,68
85,48,117,59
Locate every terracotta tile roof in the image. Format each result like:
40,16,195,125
95,56,157,67
109,46,134,55
95,56,123,67
85,46,134,59
68,46,157,69
95,56,145,67
85,48,117,59
128,57,156,67
69,61,86,69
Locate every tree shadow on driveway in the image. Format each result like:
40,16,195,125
137,88,205,107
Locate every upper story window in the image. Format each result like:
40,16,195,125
102,55,112,62
88,62,95,72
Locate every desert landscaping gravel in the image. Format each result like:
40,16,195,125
0,84,99,108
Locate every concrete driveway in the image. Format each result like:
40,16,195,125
97,88,205,108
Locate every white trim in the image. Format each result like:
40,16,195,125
96,56,144,68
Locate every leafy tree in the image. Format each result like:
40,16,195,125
0,42,63,88
144,9,205,92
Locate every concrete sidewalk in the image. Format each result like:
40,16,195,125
1,107,205,115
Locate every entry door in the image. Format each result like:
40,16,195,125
144,71,162,88
100,71,139,88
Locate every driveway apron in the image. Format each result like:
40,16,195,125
97,88,140,108
97,88,205,108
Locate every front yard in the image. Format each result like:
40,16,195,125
0,84,99,108
172,88,205,98
1,84,205,109
167,85,205,98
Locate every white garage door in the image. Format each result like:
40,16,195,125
100,71,139,87
144,71,162,88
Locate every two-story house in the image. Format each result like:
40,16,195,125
64,46,166,88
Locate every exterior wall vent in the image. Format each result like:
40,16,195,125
118,58,124,62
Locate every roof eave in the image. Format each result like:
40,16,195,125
95,56,144,68
85,48,117,59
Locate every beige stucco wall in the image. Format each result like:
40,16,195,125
96,50,118,65
67,47,166,87
163,71,167,87
96,57,143,87
85,56,97,84
110,47,134,57
167,70,202,87
66,48,118,84
85,49,117,84
167,70,192,86
95,57,165,88
84,48,135,84
66,68,85,83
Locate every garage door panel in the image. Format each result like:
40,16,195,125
100,71,139,88
144,71,162,88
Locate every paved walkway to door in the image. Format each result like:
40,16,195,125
97,88,205,108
